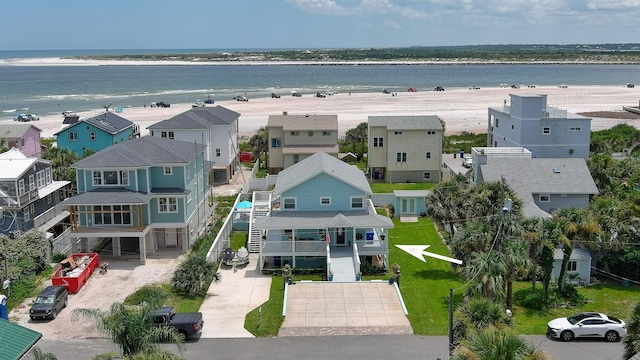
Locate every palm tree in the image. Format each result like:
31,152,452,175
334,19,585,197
623,301,640,360
461,250,507,302
344,122,368,160
502,237,531,309
27,347,58,360
72,301,185,359
452,297,514,345
248,127,268,166
450,221,492,266
452,326,551,360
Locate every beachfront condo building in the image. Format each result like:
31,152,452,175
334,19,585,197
487,94,591,159
55,112,140,157
147,106,240,184
63,136,211,264
0,148,70,236
266,113,339,174
367,115,444,183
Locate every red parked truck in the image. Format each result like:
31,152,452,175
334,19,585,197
51,253,100,294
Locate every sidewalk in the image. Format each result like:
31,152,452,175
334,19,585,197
198,255,272,338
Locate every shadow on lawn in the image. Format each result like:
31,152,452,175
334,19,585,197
411,268,461,282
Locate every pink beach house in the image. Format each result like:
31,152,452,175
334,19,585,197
0,123,43,158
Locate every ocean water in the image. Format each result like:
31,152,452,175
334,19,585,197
0,49,638,120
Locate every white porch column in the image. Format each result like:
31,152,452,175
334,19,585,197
139,236,146,264
112,237,121,257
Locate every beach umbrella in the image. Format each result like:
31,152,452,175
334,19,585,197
236,200,253,209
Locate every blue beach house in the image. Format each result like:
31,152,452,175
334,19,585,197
63,136,209,264
55,112,140,156
253,152,394,280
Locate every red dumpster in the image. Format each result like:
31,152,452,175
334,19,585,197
51,253,100,294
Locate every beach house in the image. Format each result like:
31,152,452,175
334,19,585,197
471,147,598,218
55,112,140,157
0,123,43,158
367,115,444,183
487,94,592,159
0,148,70,235
147,106,241,184
253,152,394,280
63,136,209,264
267,113,339,174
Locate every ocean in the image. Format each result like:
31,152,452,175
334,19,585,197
1,49,638,120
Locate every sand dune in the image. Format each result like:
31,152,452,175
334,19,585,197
31,85,640,140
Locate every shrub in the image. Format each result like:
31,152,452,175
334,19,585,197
514,288,546,310
171,254,218,298
124,284,169,306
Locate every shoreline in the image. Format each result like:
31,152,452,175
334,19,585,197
22,85,640,141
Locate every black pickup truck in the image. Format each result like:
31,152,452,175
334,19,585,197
153,306,204,340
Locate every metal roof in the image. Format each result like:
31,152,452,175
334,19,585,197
0,318,42,360
147,106,240,130
368,115,443,130
63,188,154,205
72,136,205,168
55,112,134,135
273,152,371,196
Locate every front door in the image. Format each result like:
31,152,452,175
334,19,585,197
336,228,346,246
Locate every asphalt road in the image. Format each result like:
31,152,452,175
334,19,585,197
38,335,624,360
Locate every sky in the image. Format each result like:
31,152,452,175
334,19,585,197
1,0,639,50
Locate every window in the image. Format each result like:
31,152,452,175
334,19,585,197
351,197,364,209
164,166,172,175
47,194,52,204
569,127,582,132
569,149,574,155
216,148,221,157
373,137,384,147
290,131,299,136
495,118,499,127
18,179,25,195
539,194,550,202
93,205,132,225
511,124,514,130
68,131,78,141
36,171,45,188
293,155,299,164
568,261,577,272
24,205,30,221
186,166,190,180
29,175,35,190
158,197,178,213
271,138,281,148
320,197,331,205
423,172,431,180
45,168,51,184
542,127,551,135
394,131,403,135
161,131,175,139
396,152,407,162
322,131,332,136
426,152,431,159
307,131,314,137
283,198,296,210
89,131,96,141
427,130,436,135
92,171,102,185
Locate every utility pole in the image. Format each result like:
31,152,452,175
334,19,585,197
448,288,454,357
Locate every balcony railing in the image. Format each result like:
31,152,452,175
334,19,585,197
34,203,69,230
261,240,327,255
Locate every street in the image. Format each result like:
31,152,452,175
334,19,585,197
38,335,624,360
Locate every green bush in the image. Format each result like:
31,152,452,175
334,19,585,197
124,284,169,306
51,252,67,263
514,288,546,310
171,254,218,298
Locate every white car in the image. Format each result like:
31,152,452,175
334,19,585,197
192,101,205,108
462,157,473,168
547,312,626,342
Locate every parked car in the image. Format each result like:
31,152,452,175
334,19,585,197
462,157,473,168
627,83,635,88
14,113,38,122
271,93,281,98
292,92,302,97
434,86,445,91
30,286,68,320
156,102,171,108
153,306,204,340
233,95,248,102
204,99,214,104
382,88,391,94
192,101,205,108
547,312,626,342
315,92,326,98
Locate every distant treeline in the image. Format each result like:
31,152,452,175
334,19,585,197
69,44,640,64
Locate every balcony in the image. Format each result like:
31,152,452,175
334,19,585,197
34,203,69,230
261,240,327,256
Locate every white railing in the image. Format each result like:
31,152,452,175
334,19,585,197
352,243,361,276
205,195,237,263
261,240,325,254
51,228,73,256
326,244,332,279
34,203,69,230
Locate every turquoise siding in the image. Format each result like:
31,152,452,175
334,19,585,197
78,169,136,192
136,169,148,192
149,166,185,188
58,124,134,157
394,196,427,216
149,197,186,223
282,173,366,211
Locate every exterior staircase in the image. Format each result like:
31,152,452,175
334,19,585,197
248,205,269,253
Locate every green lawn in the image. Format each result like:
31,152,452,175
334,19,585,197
370,182,435,193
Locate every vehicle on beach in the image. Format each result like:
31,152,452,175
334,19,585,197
291,92,302,97
156,102,171,108
468,85,480,90
271,93,281,98
558,83,568,88
315,92,326,98
382,88,391,94
511,84,521,89
434,86,445,91
192,100,205,108
233,95,248,102
547,312,626,342
204,99,214,104
324,90,337,95
14,113,39,122
627,83,635,88
407,87,417,92
62,111,76,117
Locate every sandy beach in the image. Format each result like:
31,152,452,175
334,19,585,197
29,85,640,140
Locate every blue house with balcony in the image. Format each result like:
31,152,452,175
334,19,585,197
55,112,140,156
63,136,208,264
253,152,394,280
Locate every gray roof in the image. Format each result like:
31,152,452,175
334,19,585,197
63,188,154,205
147,106,240,130
0,123,42,138
274,152,371,196
368,115,443,130
57,112,134,135
267,114,338,130
72,136,205,168
254,210,394,230
553,247,591,260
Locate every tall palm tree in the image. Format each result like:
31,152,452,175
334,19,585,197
461,250,507,302
502,237,531,309
452,326,551,360
248,127,268,166
344,122,368,160
623,301,640,360
72,301,185,359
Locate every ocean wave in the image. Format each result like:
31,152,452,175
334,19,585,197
2,109,16,113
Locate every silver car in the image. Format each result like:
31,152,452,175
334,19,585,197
547,312,626,342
